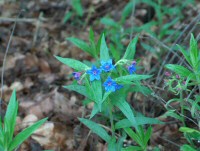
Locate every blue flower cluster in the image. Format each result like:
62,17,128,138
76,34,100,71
72,59,137,92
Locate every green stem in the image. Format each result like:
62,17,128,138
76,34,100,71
108,99,115,137
180,90,186,126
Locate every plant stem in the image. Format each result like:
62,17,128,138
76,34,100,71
108,99,115,137
180,90,186,126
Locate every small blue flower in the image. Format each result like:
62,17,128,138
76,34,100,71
100,59,115,72
87,65,101,81
127,61,136,74
103,76,117,92
72,72,81,80
115,84,123,90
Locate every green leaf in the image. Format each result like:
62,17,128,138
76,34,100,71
131,84,152,96
124,128,143,147
100,17,119,28
165,98,181,110
123,35,138,60
121,1,134,23
108,137,116,151
122,146,142,151
71,0,83,16
180,144,196,151
67,37,94,56
4,90,18,143
177,44,192,66
191,97,200,118
162,110,183,122
79,118,111,142
63,85,94,100
55,56,89,71
115,117,163,129
89,28,95,43
8,118,47,151
189,34,198,69
114,99,138,130
100,34,110,61
63,11,72,23
91,80,102,109
115,74,152,83
165,64,192,77
179,127,200,134
90,103,99,119
117,132,127,151
144,126,152,146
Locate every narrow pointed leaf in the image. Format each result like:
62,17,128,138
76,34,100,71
108,137,117,151
55,56,89,71
100,34,110,61
90,103,99,119
115,74,152,83
165,64,192,77
79,118,111,142
115,117,163,129
67,37,94,56
8,118,47,151
114,99,138,130
4,90,18,141
63,85,94,100
123,35,138,60
190,34,198,69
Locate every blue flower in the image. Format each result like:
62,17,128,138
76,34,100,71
100,59,115,72
103,76,117,92
127,61,136,74
115,84,123,90
87,65,101,81
72,72,81,80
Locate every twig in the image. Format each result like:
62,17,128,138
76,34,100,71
157,136,180,148
155,13,200,85
33,12,43,46
0,10,24,115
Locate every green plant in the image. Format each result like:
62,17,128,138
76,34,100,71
55,32,163,150
164,34,200,150
100,0,195,61
63,0,84,24
0,90,47,151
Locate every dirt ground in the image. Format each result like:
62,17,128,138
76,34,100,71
0,0,200,151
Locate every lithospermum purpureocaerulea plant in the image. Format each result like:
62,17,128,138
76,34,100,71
55,30,163,151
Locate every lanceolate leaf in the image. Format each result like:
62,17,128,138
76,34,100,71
124,128,142,146
144,126,152,146
177,44,192,66
190,34,198,69
115,74,152,83
63,85,94,100
115,117,163,129
180,144,196,151
108,137,117,151
100,34,110,61
90,103,99,119
4,90,18,142
91,80,102,109
165,64,192,77
79,118,111,142
114,99,138,130
8,118,47,151
55,56,89,71
67,37,94,56
123,35,138,60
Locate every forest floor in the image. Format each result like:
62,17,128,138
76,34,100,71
0,0,200,151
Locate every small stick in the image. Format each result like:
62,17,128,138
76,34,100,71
0,10,25,115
